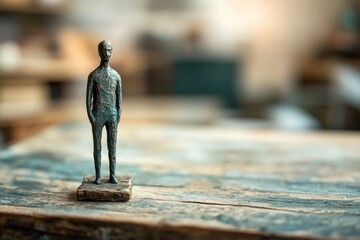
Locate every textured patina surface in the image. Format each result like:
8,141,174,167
86,40,122,185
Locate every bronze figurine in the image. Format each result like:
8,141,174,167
86,40,122,185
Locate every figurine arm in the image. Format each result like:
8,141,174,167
116,76,122,122
86,74,95,123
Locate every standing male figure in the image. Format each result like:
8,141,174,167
86,40,122,185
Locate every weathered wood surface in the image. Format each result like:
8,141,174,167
77,175,132,202
0,122,359,239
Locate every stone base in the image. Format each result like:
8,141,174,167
77,175,132,202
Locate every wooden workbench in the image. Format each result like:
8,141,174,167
0,122,359,239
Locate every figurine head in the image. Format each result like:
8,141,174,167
98,40,113,61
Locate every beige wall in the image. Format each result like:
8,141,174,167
202,0,349,101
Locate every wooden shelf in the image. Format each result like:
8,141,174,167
0,57,92,82
0,1,70,15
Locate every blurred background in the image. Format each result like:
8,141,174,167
1,0,360,145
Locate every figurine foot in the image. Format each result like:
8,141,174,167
94,178,101,185
109,176,118,184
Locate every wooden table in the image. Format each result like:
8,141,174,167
0,122,359,239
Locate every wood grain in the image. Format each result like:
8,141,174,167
0,122,359,239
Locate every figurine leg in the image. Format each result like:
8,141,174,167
92,123,103,184
106,120,118,183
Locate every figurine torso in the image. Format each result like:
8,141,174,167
89,66,121,118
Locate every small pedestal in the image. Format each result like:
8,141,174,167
77,175,132,202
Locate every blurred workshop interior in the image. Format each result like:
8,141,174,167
1,0,360,145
